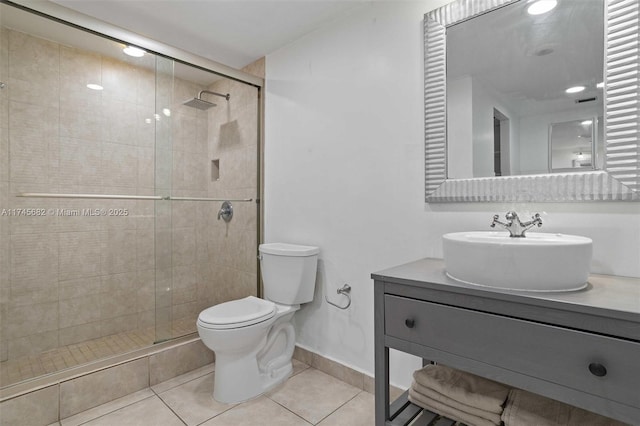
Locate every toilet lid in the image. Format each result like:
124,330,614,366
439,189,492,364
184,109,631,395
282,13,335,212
198,296,276,329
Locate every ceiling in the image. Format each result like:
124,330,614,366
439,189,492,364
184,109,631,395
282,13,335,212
50,0,366,69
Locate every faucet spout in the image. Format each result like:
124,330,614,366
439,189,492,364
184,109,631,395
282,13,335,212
490,211,542,237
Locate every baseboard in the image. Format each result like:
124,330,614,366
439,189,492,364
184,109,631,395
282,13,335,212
292,345,405,401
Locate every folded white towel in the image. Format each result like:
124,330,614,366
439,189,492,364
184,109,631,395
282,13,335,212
502,389,628,426
413,364,509,414
409,388,498,426
411,380,501,424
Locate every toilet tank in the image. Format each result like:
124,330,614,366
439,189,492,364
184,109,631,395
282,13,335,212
259,243,319,305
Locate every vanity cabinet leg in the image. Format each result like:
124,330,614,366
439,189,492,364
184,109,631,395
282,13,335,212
374,282,390,425
375,346,390,425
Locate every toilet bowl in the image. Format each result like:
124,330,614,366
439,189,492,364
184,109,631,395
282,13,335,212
197,243,319,403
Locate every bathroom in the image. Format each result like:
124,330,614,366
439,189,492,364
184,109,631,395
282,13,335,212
1,0,639,424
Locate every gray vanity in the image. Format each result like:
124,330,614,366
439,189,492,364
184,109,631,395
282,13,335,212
373,258,640,425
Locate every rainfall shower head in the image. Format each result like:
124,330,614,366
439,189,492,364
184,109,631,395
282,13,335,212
182,90,230,110
183,98,217,110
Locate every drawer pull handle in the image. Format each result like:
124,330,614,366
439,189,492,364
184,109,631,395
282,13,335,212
588,363,607,377
405,318,415,328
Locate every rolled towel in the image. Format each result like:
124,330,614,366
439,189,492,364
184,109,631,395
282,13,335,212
412,380,502,424
409,388,498,426
502,389,628,426
413,364,509,414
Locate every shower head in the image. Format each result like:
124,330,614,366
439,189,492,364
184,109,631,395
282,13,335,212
182,90,230,110
183,97,217,110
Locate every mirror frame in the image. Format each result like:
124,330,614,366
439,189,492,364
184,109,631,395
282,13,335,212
424,0,640,202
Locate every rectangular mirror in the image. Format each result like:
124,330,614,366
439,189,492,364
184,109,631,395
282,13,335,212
424,0,640,202
549,117,603,172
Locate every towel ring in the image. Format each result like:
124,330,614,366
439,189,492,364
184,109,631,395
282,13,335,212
326,284,351,310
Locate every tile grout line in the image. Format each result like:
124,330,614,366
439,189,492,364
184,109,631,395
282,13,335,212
265,396,314,426
312,389,363,425
70,394,157,426
154,393,189,426
150,366,215,396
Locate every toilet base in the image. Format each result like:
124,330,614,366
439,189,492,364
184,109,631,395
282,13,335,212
212,353,293,403
209,310,298,404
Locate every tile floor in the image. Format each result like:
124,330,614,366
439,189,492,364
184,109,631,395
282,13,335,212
49,359,376,426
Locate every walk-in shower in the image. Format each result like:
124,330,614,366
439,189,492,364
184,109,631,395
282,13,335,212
0,0,262,394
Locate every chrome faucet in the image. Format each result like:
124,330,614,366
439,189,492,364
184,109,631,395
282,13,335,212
490,211,542,237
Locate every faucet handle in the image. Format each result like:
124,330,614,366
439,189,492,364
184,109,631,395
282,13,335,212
525,213,542,228
532,213,542,227
490,214,508,229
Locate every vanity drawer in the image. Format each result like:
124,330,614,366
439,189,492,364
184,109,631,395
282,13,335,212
385,295,640,409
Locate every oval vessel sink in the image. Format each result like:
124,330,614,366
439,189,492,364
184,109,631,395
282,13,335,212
442,232,592,292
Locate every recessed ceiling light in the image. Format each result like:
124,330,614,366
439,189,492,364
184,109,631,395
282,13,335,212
566,86,586,94
527,0,558,15
123,46,145,57
86,83,103,91
162,108,171,117
596,81,604,89
581,120,593,126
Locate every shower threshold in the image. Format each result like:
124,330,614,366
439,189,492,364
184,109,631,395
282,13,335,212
0,318,195,390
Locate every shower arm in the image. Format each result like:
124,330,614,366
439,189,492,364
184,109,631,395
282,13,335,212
198,90,230,101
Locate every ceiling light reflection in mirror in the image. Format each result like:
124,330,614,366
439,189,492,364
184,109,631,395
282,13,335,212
527,0,558,15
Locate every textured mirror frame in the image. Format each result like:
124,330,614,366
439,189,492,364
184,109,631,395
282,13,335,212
424,0,640,202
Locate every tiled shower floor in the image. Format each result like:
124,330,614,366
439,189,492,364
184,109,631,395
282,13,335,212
0,318,195,388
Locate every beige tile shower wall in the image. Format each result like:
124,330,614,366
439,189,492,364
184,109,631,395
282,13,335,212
164,78,208,329
192,61,262,315
156,60,261,330
0,29,208,364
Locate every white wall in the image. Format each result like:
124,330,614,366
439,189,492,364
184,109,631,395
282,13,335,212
447,76,473,178
471,78,519,178
265,1,640,389
447,76,520,178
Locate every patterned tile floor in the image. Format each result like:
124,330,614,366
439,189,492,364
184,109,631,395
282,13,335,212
0,318,196,388
51,360,379,426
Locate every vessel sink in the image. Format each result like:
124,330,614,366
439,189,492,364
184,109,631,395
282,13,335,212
442,232,592,292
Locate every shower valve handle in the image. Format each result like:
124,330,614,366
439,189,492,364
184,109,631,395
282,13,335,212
217,201,233,222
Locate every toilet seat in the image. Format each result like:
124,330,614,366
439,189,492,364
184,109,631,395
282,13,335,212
198,296,276,329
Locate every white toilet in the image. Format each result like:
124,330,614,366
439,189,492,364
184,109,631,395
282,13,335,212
196,243,319,403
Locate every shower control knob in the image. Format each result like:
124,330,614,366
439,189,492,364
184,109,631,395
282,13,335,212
405,318,415,329
217,201,233,222
588,363,607,377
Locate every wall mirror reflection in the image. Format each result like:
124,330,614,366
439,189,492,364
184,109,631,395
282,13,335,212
549,118,604,172
446,0,604,179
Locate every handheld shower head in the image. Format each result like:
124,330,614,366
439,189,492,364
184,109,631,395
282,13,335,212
182,90,230,110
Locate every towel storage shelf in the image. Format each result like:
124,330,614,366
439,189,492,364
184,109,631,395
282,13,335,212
388,389,459,426
372,258,640,426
